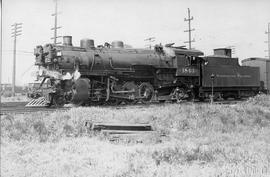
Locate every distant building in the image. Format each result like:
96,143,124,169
1,84,26,94
242,58,270,92
1,83,12,91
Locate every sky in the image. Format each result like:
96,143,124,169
1,0,270,85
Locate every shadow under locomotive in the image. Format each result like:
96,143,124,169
28,36,263,107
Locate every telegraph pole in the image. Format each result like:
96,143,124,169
0,2,2,104
184,8,195,49
11,23,22,96
265,23,270,92
51,0,62,44
265,23,270,60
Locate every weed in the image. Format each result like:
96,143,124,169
1,95,270,177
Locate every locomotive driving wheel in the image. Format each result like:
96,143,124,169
122,81,139,104
171,87,186,102
107,97,121,106
138,82,154,103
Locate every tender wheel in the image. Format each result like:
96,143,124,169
198,97,205,102
222,93,230,100
138,82,154,103
223,96,228,100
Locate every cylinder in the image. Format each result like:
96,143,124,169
112,41,124,48
63,36,73,46
80,38,95,49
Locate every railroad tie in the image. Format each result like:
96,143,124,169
84,121,153,136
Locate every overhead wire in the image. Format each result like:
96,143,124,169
2,50,33,55
21,64,35,77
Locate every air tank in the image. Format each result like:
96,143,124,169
80,38,95,49
63,36,73,46
112,41,124,48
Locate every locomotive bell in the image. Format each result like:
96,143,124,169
112,40,124,48
80,38,95,49
63,36,73,46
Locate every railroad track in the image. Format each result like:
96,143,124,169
213,100,245,105
0,102,70,115
0,99,245,115
114,99,246,109
1,107,70,115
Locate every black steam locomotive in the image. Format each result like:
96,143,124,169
32,36,261,106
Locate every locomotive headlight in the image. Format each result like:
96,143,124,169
56,51,62,57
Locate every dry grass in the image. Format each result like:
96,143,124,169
1,94,270,177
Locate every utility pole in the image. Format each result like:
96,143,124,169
0,4,2,104
265,23,270,60
51,0,62,44
184,8,195,49
11,22,22,97
265,23,270,92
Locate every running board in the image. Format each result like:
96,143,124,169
25,97,49,107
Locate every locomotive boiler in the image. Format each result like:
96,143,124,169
32,36,260,107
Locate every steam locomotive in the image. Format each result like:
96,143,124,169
32,36,261,106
